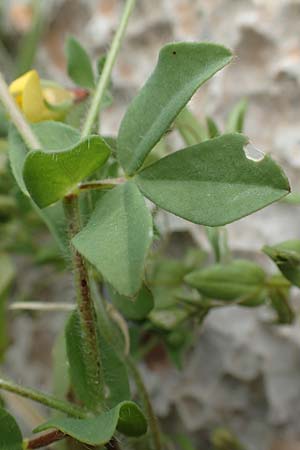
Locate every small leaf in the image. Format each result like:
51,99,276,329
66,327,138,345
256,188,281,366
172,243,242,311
66,36,95,89
147,258,190,309
283,192,300,205
135,133,290,226
165,327,194,369
148,258,188,286
98,326,131,407
226,98,248,133
108,284,154,320
73,182,153,296
206,227,230,263
8,124,71,251
149,307,189,330
32,202,68,253
185,260,266,302
268,276,294,324
175,107,207,146
8,122,81,197
263,240,300,287
0,408,23,450
117,42,232,174
34,401,147,444
151,285,182,309
52,330,70,403
23,136,110,208
8,125,28,195
206,116,220,138
33,121,81,150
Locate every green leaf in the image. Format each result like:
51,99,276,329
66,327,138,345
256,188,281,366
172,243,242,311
66,36,95,89
263,240,300,287
149,307,189,330
32,202,68,253
226,98,248,133
206,227,230,263
8,125,70,252
117,42,232,174
73,182,153,296
52,330,69,403
206,116,220,138
8,125,28,195
65,311,103,410
34,400,147,444
283,192,300,205
175,107,207,146
147,258,190,309
185,260,266,302
66,311,130,410
135,133,290,226
165,327,194,369
148,259,188,286
33,121,81,150
268,276,294,324
108,284,154,320
150,285,182,310
8,122,81,197
147,251,207,312
0,408,23,450
23,136,110,208
98,328,130,407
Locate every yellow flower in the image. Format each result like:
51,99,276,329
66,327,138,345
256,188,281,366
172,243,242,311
9,70,73,122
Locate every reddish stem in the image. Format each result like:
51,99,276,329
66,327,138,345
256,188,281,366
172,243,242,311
27,430,65,449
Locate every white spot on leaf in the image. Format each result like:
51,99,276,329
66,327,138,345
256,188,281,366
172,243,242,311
244,143,265,162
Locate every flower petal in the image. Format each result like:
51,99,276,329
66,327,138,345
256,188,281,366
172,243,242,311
21,70,45,122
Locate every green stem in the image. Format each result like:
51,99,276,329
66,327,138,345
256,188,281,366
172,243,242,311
81,0,136,137
0,72,40,149
266,278,291,289
0,378,86,418
126,357,163,450
63,194,105,411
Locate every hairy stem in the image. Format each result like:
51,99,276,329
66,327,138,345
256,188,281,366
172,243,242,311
64,194,105,411
81,0,136,137
126,357,163,450
0,378,86,418
65,0,137,415
0,71,40,149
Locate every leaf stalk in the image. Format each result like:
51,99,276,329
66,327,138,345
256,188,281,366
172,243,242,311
0,378,86,418
81,0,136,137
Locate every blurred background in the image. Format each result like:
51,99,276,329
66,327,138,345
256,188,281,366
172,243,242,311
1,1,300,449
